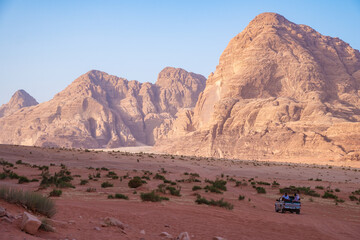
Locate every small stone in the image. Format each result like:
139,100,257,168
160,232,173,238
164,224,170,228
94,227,101,231
68,220,75,224
0,206,6,217
140,229,146,235
176,232,191,240
213,237,227,240
103,217,125,230
20,212,41,235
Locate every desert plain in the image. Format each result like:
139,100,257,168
0,144,360,240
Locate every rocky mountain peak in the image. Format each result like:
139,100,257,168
0,89,38,118
156,13,360,163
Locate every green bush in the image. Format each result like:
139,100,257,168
86,187,96,192
256,187,266,194
256,181,270,185
49,189,62,197
128,176,143,188
154,173,166,181
80,179,89,185
349,195,358,201
195,195,233,210
101,181,113,188
40,168,74,188
108,193,129,200
272,181,280,186
166,186,181,196
140,191,169,202
0,186,56,217
238,195,245,200
192,185,202,191
322,191,338,199
18,176,30,184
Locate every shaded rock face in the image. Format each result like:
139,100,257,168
0,67,205,148
0,90,38,118
156,12,360,162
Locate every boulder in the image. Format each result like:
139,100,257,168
0,206,6,217
20,212,41,235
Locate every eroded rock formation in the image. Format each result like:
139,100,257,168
0,67,205,148
156,12,360,163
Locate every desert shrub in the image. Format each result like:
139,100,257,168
315,186,324,190
128,176,143,188
352,189,360,195
322,191,338,199
16,160,23,164
141,175,150,180
190,173,200,177
0,186,56,217
236,181,247,187
192,185,202,191
101,167,109,171
86,187,96,192
349,195,358,201
80,179,89,185
256,187,266,194
157,184,167,194
18,176,30,184
204,185,222,194
166,186,181,196
101,181,113,188
154,173,166,181
107,193,129,200
315,178,322,181
49,189,62,197
195,195,233,210
335,188,340,192
140,191,169,202
40,168,74,188
0,160,14,167
40,218,55,232
272,181,280,186
256,181,270,185
335,198,345,203
84,149,90,152
238,195,245,200
205,179,227,193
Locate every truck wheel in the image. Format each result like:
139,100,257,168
281,209,285,213
275,206,279,212
296,210,300,214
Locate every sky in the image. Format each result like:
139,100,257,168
0,0,359,105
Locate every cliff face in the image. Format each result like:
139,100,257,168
156,13,360,163
0,68,205,148
0,90,38,118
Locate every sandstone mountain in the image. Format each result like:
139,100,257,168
0,90,38,118
156,12,360,163
0,67,205,148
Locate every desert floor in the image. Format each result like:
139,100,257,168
0,144,360,240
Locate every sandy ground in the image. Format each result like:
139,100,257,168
0,144,360,240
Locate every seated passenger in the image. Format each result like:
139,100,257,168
294,192,300,202
282,192,290,201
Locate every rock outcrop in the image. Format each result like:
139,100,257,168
0,90,38,118
0,67,205,148
156,12,360,163
21,212,41,235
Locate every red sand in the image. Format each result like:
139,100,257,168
0,145,360,240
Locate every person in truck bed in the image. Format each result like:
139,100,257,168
294,191,300,202
282,192,290,201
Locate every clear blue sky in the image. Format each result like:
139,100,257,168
0,0,359,105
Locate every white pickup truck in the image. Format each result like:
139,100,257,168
275,196,301,214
